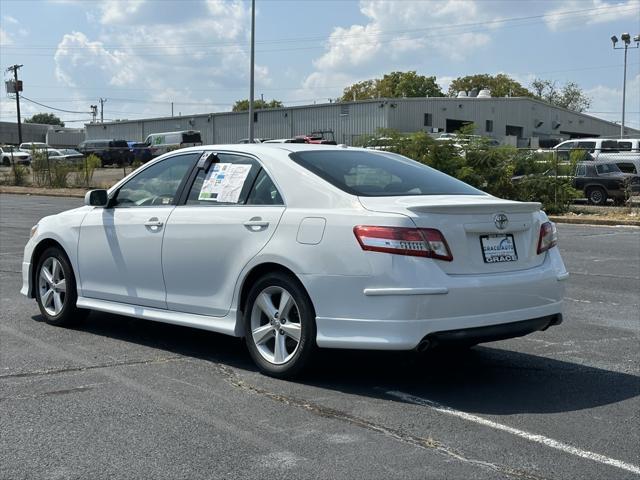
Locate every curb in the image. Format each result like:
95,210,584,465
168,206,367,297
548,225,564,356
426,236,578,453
548,216,640,227
0,186,87,198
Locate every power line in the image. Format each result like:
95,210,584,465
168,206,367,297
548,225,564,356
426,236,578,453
17,95,92,114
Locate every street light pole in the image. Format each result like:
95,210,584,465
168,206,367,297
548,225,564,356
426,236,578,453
248,0,256,143
611,33,640,138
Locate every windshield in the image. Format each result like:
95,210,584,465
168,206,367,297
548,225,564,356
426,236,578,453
290,150,484,197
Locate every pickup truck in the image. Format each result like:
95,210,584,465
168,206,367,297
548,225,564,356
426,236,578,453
572,162,640,205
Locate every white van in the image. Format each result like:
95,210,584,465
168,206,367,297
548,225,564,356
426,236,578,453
144,130,202,158
553,138,640,174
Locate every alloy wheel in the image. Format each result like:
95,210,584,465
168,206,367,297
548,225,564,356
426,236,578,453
38,257,67,316
250,286,302,365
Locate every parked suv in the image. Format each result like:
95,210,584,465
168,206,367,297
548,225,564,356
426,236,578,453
0,146,31,166
78,139,133,167
572,162,640,205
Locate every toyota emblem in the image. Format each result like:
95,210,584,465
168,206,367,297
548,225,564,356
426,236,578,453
494,213,509,230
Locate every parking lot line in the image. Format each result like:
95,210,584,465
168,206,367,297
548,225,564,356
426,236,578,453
387,390,640,476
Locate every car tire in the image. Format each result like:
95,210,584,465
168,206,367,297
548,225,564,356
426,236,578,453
244,272,317,378
35,247,87,327
1,157,10,166
586,187,607,206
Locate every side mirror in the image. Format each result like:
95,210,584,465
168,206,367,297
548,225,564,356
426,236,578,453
85,189,109,207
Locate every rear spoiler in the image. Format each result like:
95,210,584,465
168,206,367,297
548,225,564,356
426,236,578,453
406,201,541,214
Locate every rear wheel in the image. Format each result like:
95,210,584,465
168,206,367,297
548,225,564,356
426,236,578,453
244,272,317,378
2,157,10,166
586,187,607,205
35,247,87,326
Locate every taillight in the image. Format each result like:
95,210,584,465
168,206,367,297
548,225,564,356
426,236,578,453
353,226,453,261
537,221,557,254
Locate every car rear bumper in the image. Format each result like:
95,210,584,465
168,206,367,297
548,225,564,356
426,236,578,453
314,302,564,350
306,249,567,350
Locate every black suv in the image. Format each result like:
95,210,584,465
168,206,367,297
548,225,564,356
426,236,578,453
78,139,133,167
572,162,640,205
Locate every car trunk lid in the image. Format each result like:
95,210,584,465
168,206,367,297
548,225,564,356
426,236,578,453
358,195,546,274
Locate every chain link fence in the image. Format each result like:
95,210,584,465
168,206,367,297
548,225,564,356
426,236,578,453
1,141,638,212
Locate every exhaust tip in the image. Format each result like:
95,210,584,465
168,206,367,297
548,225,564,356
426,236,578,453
416,338,431,353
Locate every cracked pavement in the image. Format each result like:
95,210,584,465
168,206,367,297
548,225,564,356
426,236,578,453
1,194,639,479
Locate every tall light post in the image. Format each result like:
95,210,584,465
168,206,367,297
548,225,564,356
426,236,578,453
611,33,640,138
248,0,256,143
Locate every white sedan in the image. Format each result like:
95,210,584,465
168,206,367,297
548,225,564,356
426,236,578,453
21,144,568,377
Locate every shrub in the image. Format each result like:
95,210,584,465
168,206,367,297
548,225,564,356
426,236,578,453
30,149,49,187
73,154,101,187
362,128,580,213
50,162,73,188
11,164,29,186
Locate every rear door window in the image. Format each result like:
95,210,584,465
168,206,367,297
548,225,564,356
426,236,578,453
577,141,596,152
617,141,632,152
601,140,619,152
185,153,261,206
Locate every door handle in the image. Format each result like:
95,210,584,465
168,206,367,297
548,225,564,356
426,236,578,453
145,217,164,228
244,218,269,231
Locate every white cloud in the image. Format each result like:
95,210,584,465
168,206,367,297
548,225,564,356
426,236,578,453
99,0,146,24
54,31,138,87
584,74,640,129
545,0,640,31
303,0,493,100
52,1,271,120
2,15,19,25
0,28,12,45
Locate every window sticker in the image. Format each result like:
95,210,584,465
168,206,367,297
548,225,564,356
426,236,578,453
198,163,252,203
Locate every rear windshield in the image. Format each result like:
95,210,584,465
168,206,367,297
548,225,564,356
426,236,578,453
290,150,484,197
182,132,202,144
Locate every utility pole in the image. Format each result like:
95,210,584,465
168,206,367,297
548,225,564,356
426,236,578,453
99,97,107,123
90,105,97,123
248,0,255,142
171,102,174,117
7,64,23,144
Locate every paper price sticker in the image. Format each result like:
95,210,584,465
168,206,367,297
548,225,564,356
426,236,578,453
198,163,252,203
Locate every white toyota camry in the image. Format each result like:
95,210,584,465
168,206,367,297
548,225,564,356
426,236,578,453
21,144,568,377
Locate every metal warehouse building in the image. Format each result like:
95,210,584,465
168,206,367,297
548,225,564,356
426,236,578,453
85,97,637,147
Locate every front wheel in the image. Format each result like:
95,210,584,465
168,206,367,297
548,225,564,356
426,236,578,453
35,247,87,326
244,272,317,378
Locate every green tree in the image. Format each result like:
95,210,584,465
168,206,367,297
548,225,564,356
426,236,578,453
341,71,444,101
447,74,533,98
232,99,283,112
530,78,591,112
24,113,65,127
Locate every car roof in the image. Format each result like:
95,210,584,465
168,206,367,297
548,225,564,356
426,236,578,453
175,143,357,156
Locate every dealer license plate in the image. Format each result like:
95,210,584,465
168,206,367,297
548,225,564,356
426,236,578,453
480,234,518,263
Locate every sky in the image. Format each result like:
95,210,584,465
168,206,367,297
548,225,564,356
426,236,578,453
1,0,639,130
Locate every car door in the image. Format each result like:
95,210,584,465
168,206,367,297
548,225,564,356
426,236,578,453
77,152,199,308
162,152,285,316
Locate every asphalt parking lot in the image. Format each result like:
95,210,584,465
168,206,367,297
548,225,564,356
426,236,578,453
1,194,638,480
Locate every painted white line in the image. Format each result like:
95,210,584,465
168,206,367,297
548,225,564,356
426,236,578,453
387,390,640,476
